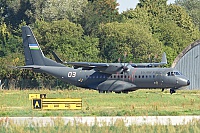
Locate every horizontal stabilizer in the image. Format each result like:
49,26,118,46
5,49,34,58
52,51,64,64
13,65,41,69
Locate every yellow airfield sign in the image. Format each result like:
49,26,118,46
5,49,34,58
29,93,46,100
32,98,82,110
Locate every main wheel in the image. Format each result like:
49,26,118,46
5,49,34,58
106,90,112,93
99,90,105,93
170,89,176,94
122,90,129,94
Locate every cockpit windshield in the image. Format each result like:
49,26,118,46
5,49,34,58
167,71,181,76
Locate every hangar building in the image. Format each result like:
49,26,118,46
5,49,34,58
172,40,200,90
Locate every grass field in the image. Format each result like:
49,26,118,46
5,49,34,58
0,89,200,117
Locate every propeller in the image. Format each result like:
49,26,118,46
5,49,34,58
118,52,132,80
119,52,131,72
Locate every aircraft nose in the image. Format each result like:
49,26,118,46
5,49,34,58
177,77,190,86
187,80,190,85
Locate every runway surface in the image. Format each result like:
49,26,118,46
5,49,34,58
1,116,200,126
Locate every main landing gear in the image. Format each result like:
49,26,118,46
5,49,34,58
99,90,112,93
114,90,129,94
170,89,176,94
161,88,176,94
98,90,129,94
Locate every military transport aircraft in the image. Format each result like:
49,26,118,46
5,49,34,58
16,26,190,94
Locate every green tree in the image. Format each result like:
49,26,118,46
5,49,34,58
120,0,200,65
175,0,200,31
1,0,88,29
33,19,100,62
81,0,119,36
1,0,32,28
0,22,10,56
0,21,23,57
98,21,162,63
40,0,88,22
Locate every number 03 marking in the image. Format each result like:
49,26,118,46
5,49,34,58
68,72,76,77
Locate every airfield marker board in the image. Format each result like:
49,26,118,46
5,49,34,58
32,99,42,109
31,98,82,110
42,98,82,110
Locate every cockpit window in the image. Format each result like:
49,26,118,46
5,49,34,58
171,72,174,76
167,71,181,76
174,72,181,75
167,72,172,76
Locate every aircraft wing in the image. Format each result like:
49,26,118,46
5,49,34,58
66,62,109,68
130,62,166,67
65,62,122,74
51,52,110,69
67,61,166,68
52,51,167,73
130,52,167,67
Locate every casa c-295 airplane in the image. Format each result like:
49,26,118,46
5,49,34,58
16,26,190,94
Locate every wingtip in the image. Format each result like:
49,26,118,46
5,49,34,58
161,52,167,64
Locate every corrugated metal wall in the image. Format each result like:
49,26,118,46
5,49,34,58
173,41,200,90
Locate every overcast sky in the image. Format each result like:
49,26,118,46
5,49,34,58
117,0,175,13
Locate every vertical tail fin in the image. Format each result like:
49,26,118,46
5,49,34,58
22,26,45,65
22,26,65,67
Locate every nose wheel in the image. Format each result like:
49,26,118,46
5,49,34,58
170,89,176,94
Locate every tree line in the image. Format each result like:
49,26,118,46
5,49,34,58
0,0,199,89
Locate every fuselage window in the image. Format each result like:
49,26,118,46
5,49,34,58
142,75,144,78
124,75,127,78
86,75,88,78
118,75,120,78
153,75,155,78
146,75,148,78
149,75,151,78
114,75,116,78
139,75,141,78
135,75,137,78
